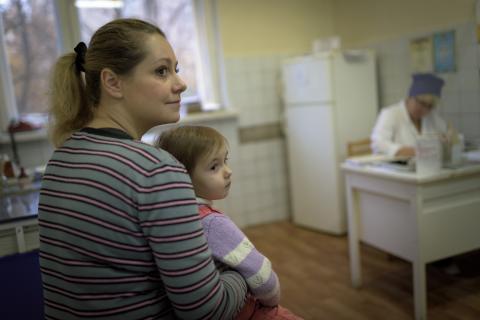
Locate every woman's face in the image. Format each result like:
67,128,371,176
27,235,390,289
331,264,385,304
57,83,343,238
408,95,436,121
120,34,187,132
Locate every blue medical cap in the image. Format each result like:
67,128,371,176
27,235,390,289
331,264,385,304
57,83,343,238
408,73,445,97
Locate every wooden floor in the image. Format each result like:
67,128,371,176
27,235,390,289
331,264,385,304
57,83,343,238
242,222,480,320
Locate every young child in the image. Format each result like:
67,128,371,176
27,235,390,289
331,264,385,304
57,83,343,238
156,125,302,320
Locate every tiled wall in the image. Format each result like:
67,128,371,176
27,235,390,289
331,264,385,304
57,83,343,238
225,55,286,127
234,139,290,227
223,54,291,227
369,21,480,145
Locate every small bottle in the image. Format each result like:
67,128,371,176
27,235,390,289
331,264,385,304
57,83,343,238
18,167,30,188
3,156,15,178
0,175,12,217
450,134,464,167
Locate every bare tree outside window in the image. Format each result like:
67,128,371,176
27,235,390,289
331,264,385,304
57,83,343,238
77,7,121,40
0,0,201,122
1,0,58,115
78,0,199,99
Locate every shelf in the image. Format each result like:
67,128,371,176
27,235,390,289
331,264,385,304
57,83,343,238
1,180,41,197
0,128,48,144
142,109,238,144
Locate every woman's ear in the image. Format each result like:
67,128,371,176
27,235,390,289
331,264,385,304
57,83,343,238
100,68,123,99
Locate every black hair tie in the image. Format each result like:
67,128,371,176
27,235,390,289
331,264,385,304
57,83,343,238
74,42,87,72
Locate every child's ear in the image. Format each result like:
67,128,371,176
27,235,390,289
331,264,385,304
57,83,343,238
100,68,123,99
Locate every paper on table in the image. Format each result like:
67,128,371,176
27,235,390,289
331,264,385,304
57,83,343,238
346,153,393,165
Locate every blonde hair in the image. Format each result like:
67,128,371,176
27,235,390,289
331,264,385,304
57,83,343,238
48,18,165,147
156,126,228,174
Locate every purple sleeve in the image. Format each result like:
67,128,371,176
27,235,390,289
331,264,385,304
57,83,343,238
202,214,280,306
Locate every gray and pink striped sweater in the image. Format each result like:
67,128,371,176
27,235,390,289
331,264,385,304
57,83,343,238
38,128,247,320
197,198,280,307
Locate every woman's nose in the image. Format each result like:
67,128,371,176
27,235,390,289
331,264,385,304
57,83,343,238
173,74,187,93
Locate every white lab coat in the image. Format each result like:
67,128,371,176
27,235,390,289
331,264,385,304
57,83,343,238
371,100,447,157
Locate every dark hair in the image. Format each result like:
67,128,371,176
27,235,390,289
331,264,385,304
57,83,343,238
49,18,165,147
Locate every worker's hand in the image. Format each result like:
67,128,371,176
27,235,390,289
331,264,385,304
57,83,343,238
395,147,415,158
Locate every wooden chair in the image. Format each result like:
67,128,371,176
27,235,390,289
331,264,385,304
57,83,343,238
347,138,372,157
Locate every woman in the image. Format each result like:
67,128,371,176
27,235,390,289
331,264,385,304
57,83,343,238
371,73,447,158
39,18,247,319
370,73,461,275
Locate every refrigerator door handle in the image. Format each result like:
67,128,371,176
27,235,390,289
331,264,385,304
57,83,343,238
280,109,288,137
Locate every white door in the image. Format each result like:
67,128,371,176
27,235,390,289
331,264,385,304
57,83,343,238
332,50,378,160
282,56,333,105
285,104,344,234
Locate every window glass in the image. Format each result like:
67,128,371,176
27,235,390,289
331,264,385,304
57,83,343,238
77,7,120,40
1,0,59,115
77,0,199,99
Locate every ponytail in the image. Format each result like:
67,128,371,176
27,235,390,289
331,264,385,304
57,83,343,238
48,52,92,147
48,19,165,147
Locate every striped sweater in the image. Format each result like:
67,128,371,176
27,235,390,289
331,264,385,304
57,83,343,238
38,128,247,320
197,199,280,307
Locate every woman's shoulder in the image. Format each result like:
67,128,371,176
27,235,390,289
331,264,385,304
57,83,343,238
130,139,179,164
378,101,406,121
67,131,184,169
127,140,189,174
382,101,404,113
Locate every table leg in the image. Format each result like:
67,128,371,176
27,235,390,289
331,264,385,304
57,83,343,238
346,179,362,288
413,260,427,320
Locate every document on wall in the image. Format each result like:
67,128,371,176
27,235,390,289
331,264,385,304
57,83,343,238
410,36,434,73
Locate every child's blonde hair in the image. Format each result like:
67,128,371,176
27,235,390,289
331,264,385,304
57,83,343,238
156,126,228,174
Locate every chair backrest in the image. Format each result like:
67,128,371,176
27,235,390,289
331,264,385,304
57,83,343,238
347,138,372,157
0,250,44,319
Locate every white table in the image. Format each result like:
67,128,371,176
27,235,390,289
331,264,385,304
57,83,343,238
341,161,480,320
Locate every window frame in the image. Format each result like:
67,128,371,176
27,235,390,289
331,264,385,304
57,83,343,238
0,0,226,134
0,12,19,132
192,0,228,110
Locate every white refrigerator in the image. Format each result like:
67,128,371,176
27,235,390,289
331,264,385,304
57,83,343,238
281,50,378,235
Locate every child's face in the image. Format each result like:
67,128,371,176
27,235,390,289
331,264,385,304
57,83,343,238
191,144,232,201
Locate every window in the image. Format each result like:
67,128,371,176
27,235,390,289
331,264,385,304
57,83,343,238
0,0,225,133
0,0,59,128
77,0,199,100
